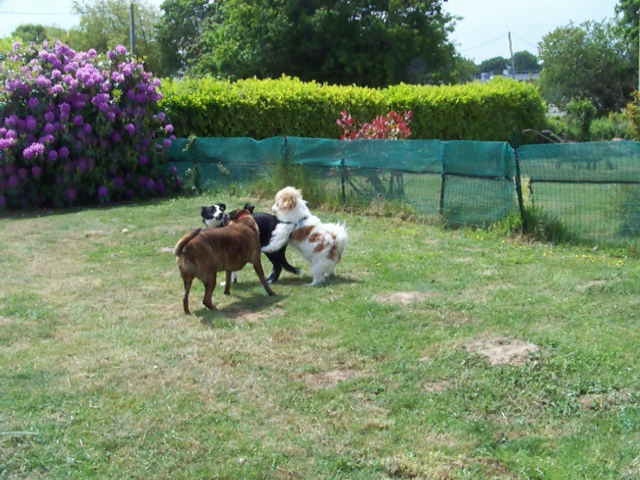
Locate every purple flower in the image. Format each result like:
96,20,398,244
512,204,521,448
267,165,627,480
50,84,64,95
97,185,109,198
115,45,127,55
162,138,172,149
28,97,40,110
0,195,6,208
48,150,58,162
113,176,125,188
31,166,42,178
58,146,70,159
65,187,77,201
73,115,84,126
44,123,57,134
25,116,38,131
145,178,156,190
36,76,51,88
138,154,149,166
44,111,56,123
7,175,19,188
22,142,46,160
164,124,174,134
83,124,92,134
4,115,18,128
124,123,136,136
0,138,16,149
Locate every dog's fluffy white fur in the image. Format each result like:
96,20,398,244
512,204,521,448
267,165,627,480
263,186,347,285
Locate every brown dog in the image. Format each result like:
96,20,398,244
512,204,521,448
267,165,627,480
174,208,275,314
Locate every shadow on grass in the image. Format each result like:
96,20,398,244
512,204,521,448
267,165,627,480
271,274,361,287
0,195,189,221
194,290,285,327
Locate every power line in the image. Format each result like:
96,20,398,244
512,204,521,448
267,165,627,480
456,33,505,53
0,10,75,16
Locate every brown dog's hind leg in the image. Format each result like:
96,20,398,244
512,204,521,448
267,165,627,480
253,261,275,296
182,275,194,314
203,271,217,310
224,271,232,295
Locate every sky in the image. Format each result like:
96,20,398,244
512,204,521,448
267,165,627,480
444,0,620,61
0,0,623,62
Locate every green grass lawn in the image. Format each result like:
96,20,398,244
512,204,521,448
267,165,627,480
1,194,639,479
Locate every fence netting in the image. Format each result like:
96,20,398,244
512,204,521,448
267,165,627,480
518,141,640,243
169,137,640,245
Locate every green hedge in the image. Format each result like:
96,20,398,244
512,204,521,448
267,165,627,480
159,75,546,140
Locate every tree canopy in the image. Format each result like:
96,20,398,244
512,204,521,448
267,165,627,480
171,0,459,86
538,21,634,113
72,0,163,74
478,56,507,74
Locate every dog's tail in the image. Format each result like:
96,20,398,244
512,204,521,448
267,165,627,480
261,222,295,253
174,228,202,256
327,223,348,261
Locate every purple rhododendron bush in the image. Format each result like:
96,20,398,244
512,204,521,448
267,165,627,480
0,42,180,209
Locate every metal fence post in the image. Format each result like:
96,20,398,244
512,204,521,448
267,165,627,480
513,145,528,233
340,158,347,204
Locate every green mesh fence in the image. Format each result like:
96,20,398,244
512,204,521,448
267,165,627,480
169,137,640,244
518,141,640,243
170,136,517,227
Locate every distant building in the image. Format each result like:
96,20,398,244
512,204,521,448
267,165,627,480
478,71,540,83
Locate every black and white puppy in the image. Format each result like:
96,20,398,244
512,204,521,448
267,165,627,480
200,202,299,283
201,203,229,228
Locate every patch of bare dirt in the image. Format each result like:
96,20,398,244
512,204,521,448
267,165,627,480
222,306,285,324
374,291,439,306
302,369,360,390
84,230,108,237
578,389,633,410
423,380,451,393
464,337,539,366
576,280,610,293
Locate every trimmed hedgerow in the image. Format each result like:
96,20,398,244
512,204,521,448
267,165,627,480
160,75,546,140
0,42,180,210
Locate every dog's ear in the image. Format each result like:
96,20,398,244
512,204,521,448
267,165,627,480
219,203,226,211
201,206,207,214
244,203,255,213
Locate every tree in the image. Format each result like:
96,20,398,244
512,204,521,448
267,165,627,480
513,50,540,73
11,24,82,46
191,0,457,87
155,0,218,75
538,21,635,113
478,56,508,74
12,24,48,43
72,0,163,75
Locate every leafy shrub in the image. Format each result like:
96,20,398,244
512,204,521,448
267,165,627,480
160,76,546,140
590,112,633,140
566,98,597,141
336,110,412,140
336,110,412,198
625,91,640,141
0,41,180,209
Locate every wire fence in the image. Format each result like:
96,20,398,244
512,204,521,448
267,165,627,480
169,137,640,245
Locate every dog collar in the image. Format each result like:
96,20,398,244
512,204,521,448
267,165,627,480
281,216,308,229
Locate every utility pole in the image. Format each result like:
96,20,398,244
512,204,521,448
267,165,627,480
129,1,136,56
508,31,516,79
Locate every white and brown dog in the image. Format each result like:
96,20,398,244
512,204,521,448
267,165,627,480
262,186,347,286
